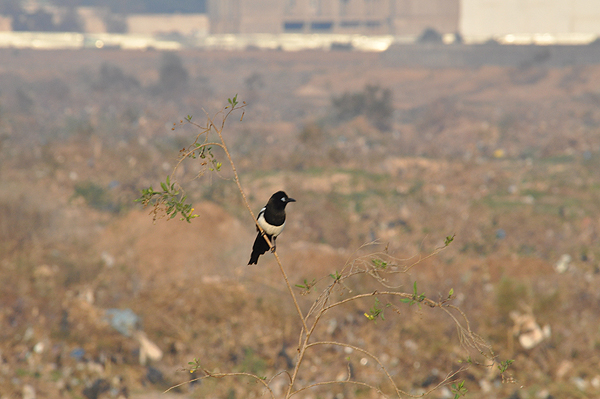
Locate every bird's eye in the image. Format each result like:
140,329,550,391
281,197,286,202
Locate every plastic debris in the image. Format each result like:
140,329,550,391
554,254,571,273
134,331,163,365
510,310,551,350
105,308,140,337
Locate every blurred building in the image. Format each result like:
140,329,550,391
127,14,209,36
460,0,600,43
207,0,459,35
77,7,107,33
76,7,209,35
0,15,11,31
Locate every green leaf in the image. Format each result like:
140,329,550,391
498,359,514,373
451,380,467,399
371,258,387,269
364,298,385,322
227,94,239,108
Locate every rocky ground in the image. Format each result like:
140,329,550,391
0,47,599,399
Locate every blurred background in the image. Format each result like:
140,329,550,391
1,1,600,398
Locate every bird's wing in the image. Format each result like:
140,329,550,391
256,206,267,231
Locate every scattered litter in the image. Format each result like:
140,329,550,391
105,308,140,337
572,376,588,391
134,331,163,365
23,327,35,341
556,360,573,380
523,195,535,204
70,348,85,360
404,339,418,352
326,318,338,335
554,254,572,273
101,251,115,267
510,310,551,350
23,384,35,399
33,342,45,354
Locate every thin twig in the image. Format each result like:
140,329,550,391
306,341,405,396
164,371,276,398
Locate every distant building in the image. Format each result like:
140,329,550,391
76,7,209,36
127,14,209,36
0,15,11,31
78,7,107,33
207,0,459,35
460,0,600,43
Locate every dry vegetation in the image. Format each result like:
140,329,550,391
0,47,599,399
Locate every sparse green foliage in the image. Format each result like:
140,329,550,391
451,380,468,399
364,297,387,322
227,94,239,109
445,233,455,246
498,359,514,373
329,270,342,281
73,181,119,213
135,175,197,223
136,96,246,222
371,258,388,269
188,358,201,373
295,279,316,293
183,144,222,171
400,281,427,307
498,359,516,384
330,84,394,131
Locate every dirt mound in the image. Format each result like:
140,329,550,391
96,203,253,283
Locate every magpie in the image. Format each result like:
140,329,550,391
248,191,295,265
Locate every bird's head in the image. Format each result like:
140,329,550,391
270,191,296,209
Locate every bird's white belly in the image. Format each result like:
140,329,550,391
257,212,285,237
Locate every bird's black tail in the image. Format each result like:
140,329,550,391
248,232,271,265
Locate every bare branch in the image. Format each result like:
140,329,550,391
305,340,405,396
164,370,276,398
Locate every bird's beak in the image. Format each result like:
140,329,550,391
287,198,296,203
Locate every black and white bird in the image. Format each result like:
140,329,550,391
248,191,295,265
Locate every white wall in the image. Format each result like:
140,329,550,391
460,0,600,42
127,14,209,36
